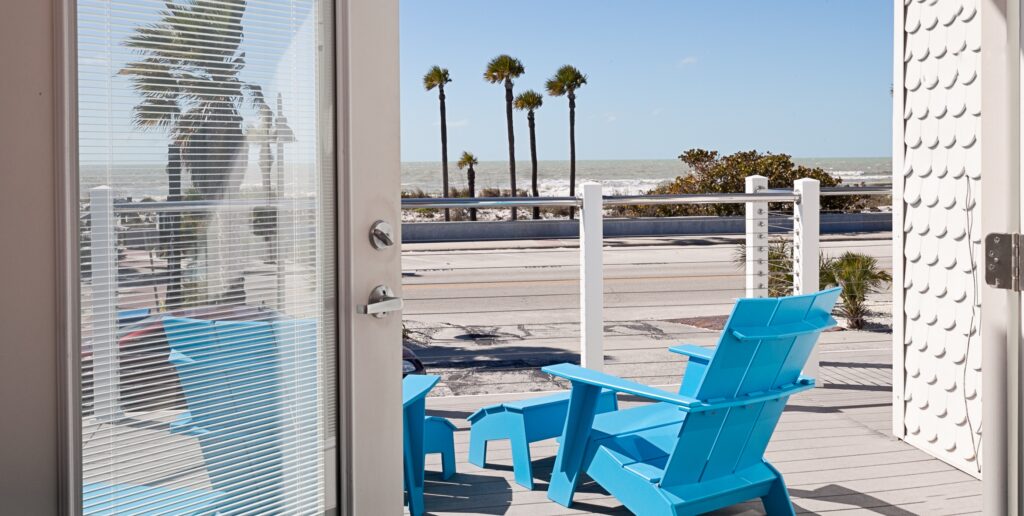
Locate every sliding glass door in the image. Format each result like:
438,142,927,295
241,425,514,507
76,0,337,512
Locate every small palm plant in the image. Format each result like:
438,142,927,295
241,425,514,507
733,238,794,298
514,90,544,219
423,66,453,221
458,151,479,221
820,252,892,329
546,65,587,219
484,55,526,220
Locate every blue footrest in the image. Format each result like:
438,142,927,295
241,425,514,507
467,390,618,489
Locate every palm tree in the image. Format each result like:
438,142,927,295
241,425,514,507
546,65,587,219
457,151,479,221
423,66,453,221
514,90,544,219
120,0,251,307
820,252,893,329
484,55,525,220
248,85,275,194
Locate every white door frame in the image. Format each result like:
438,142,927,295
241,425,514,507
335,0,403,513
981,0,1021,514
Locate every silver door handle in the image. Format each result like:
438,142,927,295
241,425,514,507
357,285,403,317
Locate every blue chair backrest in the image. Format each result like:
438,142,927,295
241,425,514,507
660,288,841,487
164,315,319,512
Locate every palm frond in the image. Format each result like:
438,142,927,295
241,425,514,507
483,54,525,84
423,65,451,91
457,151,478,169
513,90,543,111
546,64,587,96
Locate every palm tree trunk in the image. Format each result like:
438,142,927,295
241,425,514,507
165,142,183,308
568,91,577,220
505,80,517,220
468,166,477,221
528,110,540,219
439,86,450,221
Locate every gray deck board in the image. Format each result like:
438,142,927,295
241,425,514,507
418,382,981,516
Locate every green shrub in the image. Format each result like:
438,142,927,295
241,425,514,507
614,149,865,217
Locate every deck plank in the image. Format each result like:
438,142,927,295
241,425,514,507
418,378,981,515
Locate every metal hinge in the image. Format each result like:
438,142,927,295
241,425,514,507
985,233,1021,291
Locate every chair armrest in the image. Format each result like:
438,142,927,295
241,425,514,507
403,374,440,407
731,316,838,341
668,344,713,362
542,363,706,411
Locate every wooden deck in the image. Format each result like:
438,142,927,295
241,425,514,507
419,358,982,515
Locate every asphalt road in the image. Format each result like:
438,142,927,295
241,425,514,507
400,234,894,396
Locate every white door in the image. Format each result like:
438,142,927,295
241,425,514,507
73,0,401,513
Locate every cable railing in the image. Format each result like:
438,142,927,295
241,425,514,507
81,181,893,403
401,178,894,396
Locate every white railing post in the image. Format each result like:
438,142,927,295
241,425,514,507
793,178,821,379
745,175,769,298
90,186,122,420
579,182,604,371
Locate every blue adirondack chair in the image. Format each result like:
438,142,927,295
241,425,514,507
403,374,457,516
542,288,841,515
157,316,318,514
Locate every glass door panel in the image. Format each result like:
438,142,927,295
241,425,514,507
76,0,336,512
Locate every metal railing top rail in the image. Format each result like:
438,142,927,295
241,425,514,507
86,185,890,213
106,197,318,214
400,185,891,210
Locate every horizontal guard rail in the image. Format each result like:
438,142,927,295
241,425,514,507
398,185,889,210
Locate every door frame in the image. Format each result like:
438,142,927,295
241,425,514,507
981,0,1021,514
334,0,403,513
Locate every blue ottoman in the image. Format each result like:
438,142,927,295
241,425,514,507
467,390,618,489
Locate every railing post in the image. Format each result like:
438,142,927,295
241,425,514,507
793,178,821,379
579,182,604,371
90,186,122,421
745,175,769,298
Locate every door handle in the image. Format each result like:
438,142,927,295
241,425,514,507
357,285,403,317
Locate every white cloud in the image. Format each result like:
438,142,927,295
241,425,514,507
604,113,618,123
651,107,664,117
676,56,699,67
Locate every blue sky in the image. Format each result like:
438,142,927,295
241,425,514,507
400,0,893,162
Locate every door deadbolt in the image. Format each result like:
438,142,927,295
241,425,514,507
370,220,394,250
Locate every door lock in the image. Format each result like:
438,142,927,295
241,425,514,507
356,285,403,318
369,220,395,250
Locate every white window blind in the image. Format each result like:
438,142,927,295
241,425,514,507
77,0,336,513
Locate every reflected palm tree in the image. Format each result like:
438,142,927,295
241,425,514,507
119,0,252,307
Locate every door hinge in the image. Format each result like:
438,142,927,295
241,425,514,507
986,233,1021,291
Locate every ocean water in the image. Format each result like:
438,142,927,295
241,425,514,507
80,157,892,201
402,157,892,196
